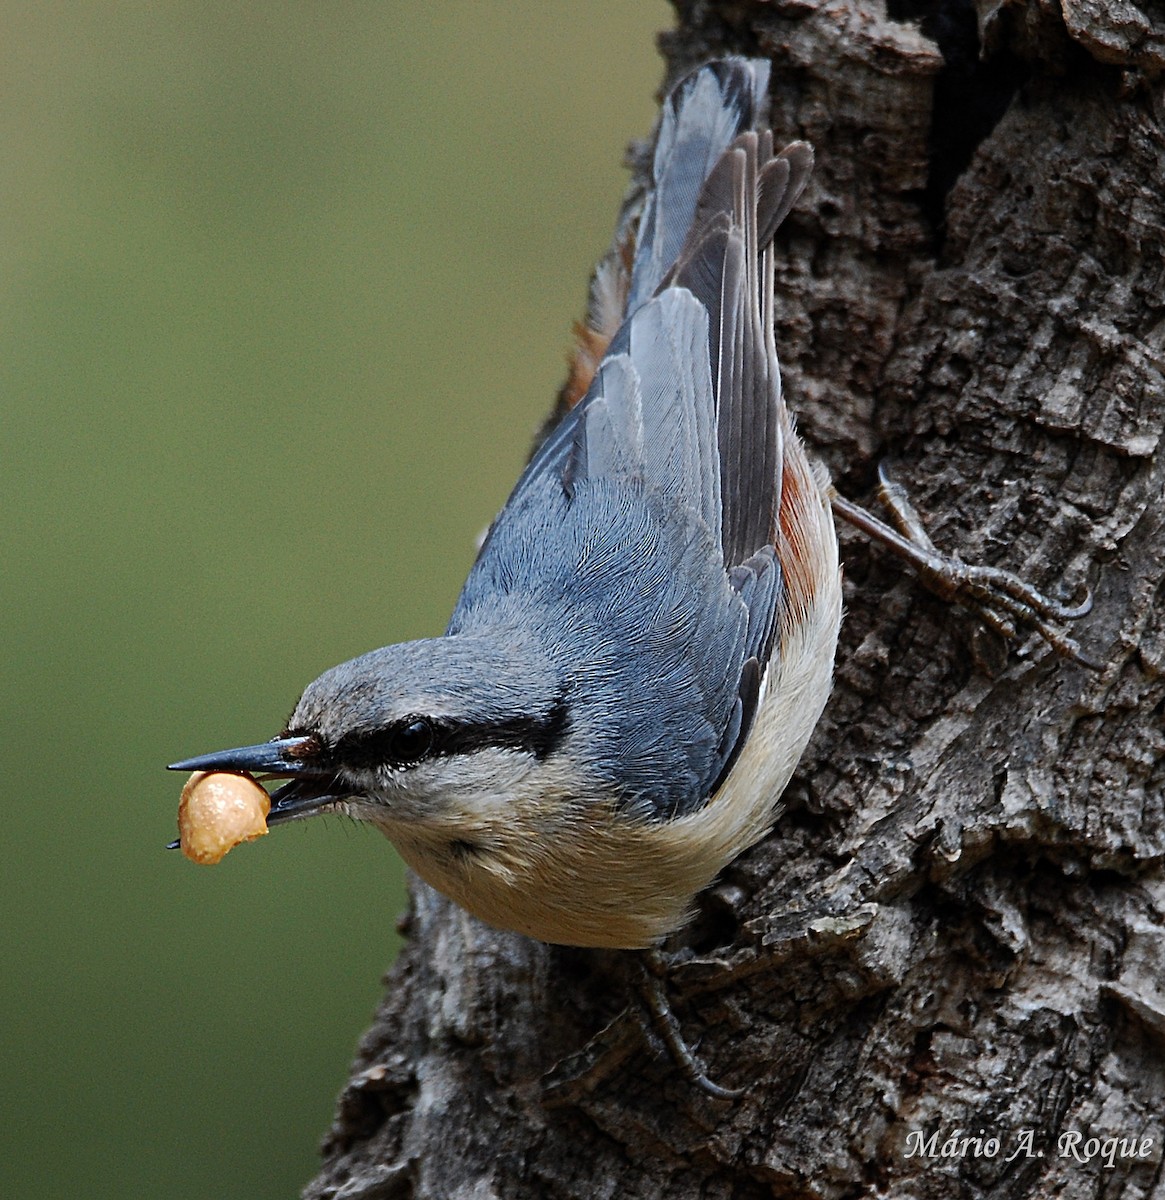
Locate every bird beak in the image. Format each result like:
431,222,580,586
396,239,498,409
168,736,316,775
166,736,346,833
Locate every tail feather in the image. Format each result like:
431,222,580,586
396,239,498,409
559,59,771,415
627,58,771,312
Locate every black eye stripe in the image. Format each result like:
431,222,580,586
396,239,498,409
441,702,569,761
331,701,568,770
333,717,437,769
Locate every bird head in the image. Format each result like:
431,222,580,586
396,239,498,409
169,634,568,829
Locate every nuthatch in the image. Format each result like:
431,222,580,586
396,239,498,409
171,58,840,950
170,58,1090,953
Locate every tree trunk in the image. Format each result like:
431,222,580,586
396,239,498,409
305,2,1165,1197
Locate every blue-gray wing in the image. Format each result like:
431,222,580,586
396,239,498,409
460,59,812,807
568,59,812,678
488,58,811,580
570,288,722,545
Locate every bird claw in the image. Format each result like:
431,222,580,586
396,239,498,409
830,466,1098,668
540,949,743,1105
634,949,743,1101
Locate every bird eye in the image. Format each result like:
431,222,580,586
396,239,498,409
390,718,434,764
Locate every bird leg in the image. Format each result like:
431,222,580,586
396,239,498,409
830,465,1097,667
539,948,742,1104
633,948,743,1101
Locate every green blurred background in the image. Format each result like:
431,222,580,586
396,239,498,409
0,4,669,1195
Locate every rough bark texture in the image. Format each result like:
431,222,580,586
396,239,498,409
305,2,1165,1197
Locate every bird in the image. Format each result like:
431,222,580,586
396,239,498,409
169,58,842,952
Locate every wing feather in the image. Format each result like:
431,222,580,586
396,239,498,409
464,60,817,808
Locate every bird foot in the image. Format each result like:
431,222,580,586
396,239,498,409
541,948,742,1105
830,465,1098,668
634,948,742,1101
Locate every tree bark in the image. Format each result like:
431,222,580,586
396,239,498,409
305,2,1165,1197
